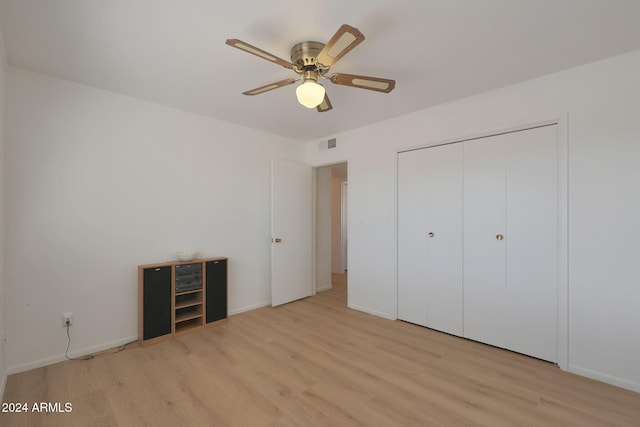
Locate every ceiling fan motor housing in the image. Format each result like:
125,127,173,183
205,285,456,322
291,41,326,71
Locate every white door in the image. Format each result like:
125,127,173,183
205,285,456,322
271,159,313,306
423,144,463,335
463,125,558,362
397,143,463,334
505,125,558,362
463,135,508,348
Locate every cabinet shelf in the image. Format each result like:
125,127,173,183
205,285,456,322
175,288,202,296
175,291,203,309
175,318,203,335
175,305,203,323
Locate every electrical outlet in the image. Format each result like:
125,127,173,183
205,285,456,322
61,312,73,327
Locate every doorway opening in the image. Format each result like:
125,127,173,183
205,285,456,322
315,162,348,299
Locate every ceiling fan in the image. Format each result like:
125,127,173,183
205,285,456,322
225,24,395,112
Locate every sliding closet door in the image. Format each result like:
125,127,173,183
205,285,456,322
464,125,558,362
463,135,508,348
398,144,463,335
423,144,463,335
505,125,558,362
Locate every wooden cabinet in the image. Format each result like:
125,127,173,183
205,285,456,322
138,257,228,346
397,124,559,362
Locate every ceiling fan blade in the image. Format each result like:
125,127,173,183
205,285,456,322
316,93,333,112
225,39,294,69
242,78,296,96
330,73,395,93
316,24,365,67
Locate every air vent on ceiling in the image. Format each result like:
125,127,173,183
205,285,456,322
328,138,337,149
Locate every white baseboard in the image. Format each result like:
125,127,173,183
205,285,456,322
0,371,7,402
228,301,271,316
348,303,395,320
568,364,640,393
6,335,137,376
6,303,274,376
316,284,332,292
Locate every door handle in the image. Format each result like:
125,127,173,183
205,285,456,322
428,232,435,238
273,238,282,243
496,234,504,241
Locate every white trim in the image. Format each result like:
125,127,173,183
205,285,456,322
228,301,271,316
316,285,333,293
340,180,348,272
311,165,317,296
556,114,569,371
568,364,640,393
348,303,395,321
398,116,566,154
391,143,400,320
392,144,400,321
0,372,6,402
6,335,137,375
395,115,569,368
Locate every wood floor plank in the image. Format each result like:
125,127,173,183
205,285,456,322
2,273,639,426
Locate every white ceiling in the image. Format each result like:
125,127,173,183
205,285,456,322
2,0,640,142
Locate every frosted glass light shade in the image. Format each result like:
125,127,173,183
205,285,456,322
296,80,325,108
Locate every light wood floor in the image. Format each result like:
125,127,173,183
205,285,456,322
2,274,640,426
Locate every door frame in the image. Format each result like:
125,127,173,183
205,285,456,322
312,160,349,292
341,180,348,272
395,115,569,370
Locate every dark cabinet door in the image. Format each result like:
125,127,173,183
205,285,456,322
206,259,227,323
142,266,172,340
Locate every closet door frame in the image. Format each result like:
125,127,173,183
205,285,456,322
394,116,568,370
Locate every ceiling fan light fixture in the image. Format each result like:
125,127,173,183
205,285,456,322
226,24,395,113
296,79,325,108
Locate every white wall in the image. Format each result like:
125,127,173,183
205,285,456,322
4,68,302,373
305,50,640,392
0,29,8,399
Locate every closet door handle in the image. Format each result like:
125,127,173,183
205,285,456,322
428,232,435,238
496,234,504,241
